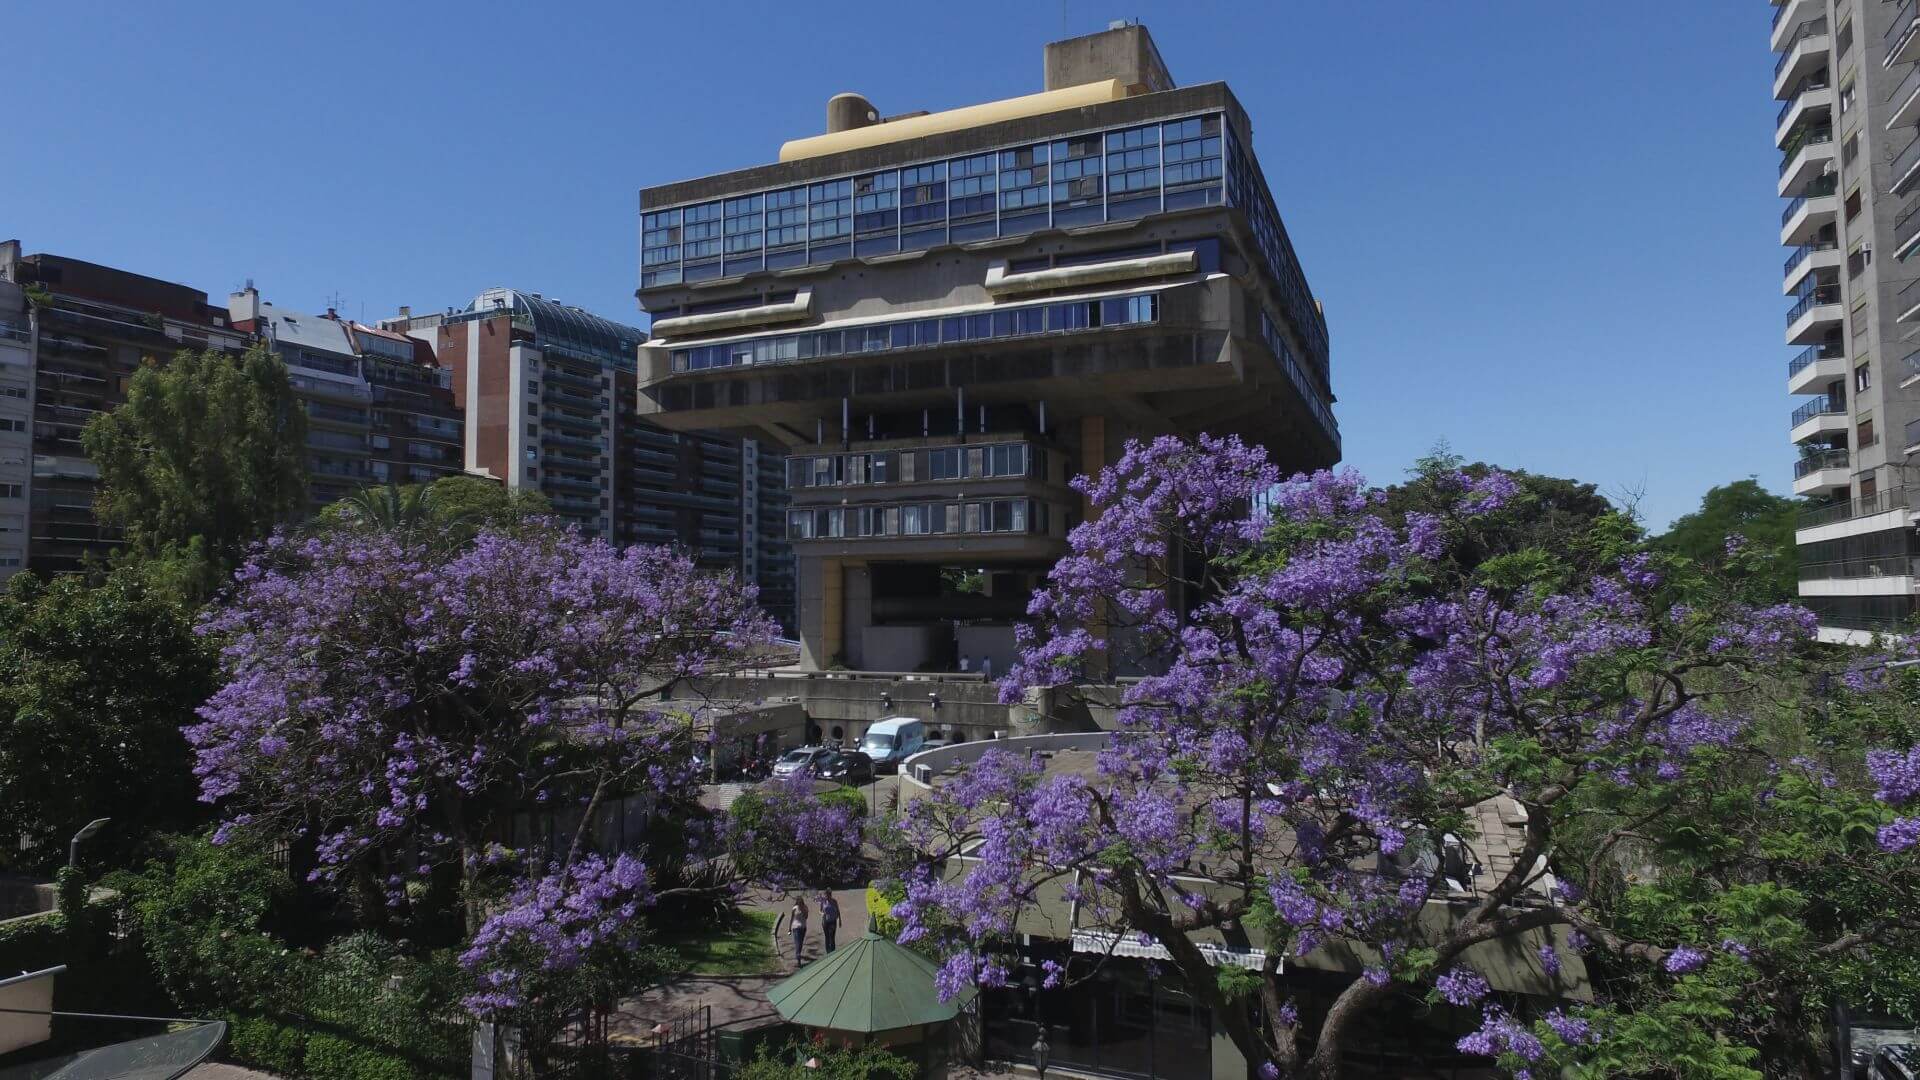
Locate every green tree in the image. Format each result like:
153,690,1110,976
81,344,307,575
1375,447,1637,586
737,1042,918,1080
315,474,550,550
0,565,215,871
1655,478,1799,602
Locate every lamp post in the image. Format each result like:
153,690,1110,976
68,818,109,869
1025,972,1049,1080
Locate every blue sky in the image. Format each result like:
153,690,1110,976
5,0,1774,528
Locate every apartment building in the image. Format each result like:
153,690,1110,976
383,292,794,628
349,322,464,489
0,275,31,581
227,288,374,510
1773,0,1920,640
0,241,253,574
634,22,1338,672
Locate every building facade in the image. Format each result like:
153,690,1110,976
228,288,374,511
633,23,1338,672
0,242,252,574
351,322,464,489
0,273,31,582
385,292,791,627
1775,1,1920,639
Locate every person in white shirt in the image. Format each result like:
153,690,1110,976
958,654,971,673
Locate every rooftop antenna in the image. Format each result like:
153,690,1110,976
325,290,344,313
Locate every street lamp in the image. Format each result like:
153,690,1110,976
1025,972,1049,1080
68,818,109,868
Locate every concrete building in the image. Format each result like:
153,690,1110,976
349,321,464,489
1774,1,1920,639
227,288,374,510
633,23,1338,672
0,274,31,582
0,241,252,574
383,292,792,627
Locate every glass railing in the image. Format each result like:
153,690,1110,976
1788,341,1845,377
1791,397,1845,426
1787,287,1842,324
1800,486,1907,528
1896,134,1920,193
1772,0,1791,32
1782,176,1839,224
1780,127,1833,174
1777,79,1829,128
1777,18,1829,79
1887,0,1918,58
1798,556,1918,581
1784,238,1838,278
1891,64,1920,122
0,322,28,344
1795,449,1850,477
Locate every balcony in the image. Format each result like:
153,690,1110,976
1790,397,1847,442
1788,341,1848,393
1890,0,1920,69
541,384,606,410
542,408,602,433
1774,19,1829,98
1793,448,1851,495
288,374,371,402
1896,134,1920,198
540,430,602,453
1783,238,1841,293
1770,0,1819,52
1798,486,1912,533
543,474,601,495
1776,84,1832,149
1900,277,1920,323
1778,129,1836,196
1785,284,1845,345
542,366,603,392
1780,178,1839,245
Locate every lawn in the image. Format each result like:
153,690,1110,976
662,909,780,976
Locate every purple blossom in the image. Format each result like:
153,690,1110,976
1435,968,1490,1007
1663,945,1708,974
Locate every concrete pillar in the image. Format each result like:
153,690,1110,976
821,558,844,667
843,562,872,669
1080,415,1110,680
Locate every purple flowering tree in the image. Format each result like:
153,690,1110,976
894,436,1920,1079
188,526,778,934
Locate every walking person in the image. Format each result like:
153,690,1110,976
958,653,971,673
980,654,992,681
776,894,809,968
819,892,840,954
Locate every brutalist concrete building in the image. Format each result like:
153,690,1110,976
634,23,1337,671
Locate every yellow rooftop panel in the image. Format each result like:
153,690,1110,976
777,79,1131,163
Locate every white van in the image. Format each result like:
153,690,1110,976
859,717,927,771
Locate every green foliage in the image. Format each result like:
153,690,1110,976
1654,478,1799,603
81,343,307,574
224,1015,309,1076
315,474,550,551
0,564,214,871
1376,446,1637,588
303,1032,420,1080
114,833,296,1014
736,1041,920,1080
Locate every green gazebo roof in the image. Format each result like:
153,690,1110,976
766,932,974,1033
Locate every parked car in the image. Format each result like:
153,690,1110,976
771,746,833,779
859,717,928,772
816,750,874,785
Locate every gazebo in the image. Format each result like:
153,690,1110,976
765,932,974,1074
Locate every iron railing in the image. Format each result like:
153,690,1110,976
1887,0,1919,60
1784,237,1839,278
1778,78,1830,128
1787,286,1842,325
1782,175,1839,224
1777,18,1829,79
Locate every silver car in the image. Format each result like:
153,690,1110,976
770,746,833,778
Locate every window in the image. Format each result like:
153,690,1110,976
1837,18,1854,58
1858,418,1877,448
0,485,17,499
1843,133,1859,168
0,386,23,400
1845,189,1863,223
1857,362,1873,392
0,515,18,533
0,418,21,433
527,380,538,394
527,424,538,436
1839,81,1856,118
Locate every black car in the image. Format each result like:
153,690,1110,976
815,750,874,785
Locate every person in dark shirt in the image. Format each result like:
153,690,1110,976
818,892,841,953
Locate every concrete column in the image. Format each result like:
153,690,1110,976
821,558,844,667
1080,415,1110,680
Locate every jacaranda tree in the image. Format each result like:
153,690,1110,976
188,520,864,1067
892,436,1920,1080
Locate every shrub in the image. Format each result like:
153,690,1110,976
225,1014,308,1076
304,1032,418,1080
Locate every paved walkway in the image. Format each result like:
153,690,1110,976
188,1064,279,1080
610,974,787,1042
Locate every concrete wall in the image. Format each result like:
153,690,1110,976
861,623,941,673
896,731,1114,810
667,672,1026,744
